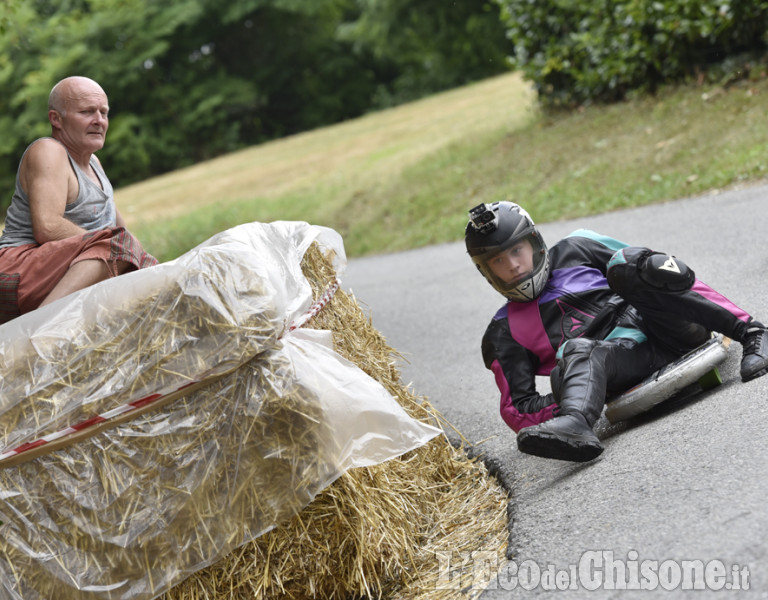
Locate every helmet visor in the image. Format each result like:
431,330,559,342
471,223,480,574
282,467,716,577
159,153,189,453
475,231,548,301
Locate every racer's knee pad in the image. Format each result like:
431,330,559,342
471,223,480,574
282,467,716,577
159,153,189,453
638,252,695,292
608,249,695,294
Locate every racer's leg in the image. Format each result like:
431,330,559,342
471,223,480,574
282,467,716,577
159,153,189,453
740,322,768,382
607,247,768,381
517,336,665,462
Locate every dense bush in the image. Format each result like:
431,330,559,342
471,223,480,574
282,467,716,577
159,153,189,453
496,0,768,106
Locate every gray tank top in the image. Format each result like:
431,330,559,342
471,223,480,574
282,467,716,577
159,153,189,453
0,138,116,248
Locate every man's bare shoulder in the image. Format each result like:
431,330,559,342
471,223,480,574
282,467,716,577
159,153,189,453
20,139,71,184
19,138,77,202
22,138,69,169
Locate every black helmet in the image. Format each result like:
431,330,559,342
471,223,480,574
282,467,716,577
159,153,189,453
465,201,550,302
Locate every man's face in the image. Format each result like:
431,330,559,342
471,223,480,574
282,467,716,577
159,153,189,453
50,81,109,154
487,239,535,285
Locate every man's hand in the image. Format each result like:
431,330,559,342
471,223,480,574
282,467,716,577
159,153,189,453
20,139,87,243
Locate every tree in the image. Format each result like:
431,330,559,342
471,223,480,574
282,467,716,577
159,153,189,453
339,0,513,107
0,0,380,198
0,0,513,208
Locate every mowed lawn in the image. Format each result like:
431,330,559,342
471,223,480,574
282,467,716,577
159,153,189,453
115,70,766,262
118,72,537,260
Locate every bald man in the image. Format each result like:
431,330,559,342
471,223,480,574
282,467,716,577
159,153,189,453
0,76,157,323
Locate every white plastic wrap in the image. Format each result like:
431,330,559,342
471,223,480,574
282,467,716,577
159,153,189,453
0,222,441,600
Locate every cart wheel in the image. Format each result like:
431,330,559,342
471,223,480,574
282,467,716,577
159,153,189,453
698,367,722,390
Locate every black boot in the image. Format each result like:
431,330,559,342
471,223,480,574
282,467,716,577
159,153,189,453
517,338,606,462
517,413,603,462
741,320,768,382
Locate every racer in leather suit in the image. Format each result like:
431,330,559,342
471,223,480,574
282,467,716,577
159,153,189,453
466,202,768,462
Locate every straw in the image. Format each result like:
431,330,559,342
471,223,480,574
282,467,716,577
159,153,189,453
0,241,509,600
161,243,509,599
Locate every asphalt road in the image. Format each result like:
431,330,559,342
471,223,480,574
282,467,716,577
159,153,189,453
342,183,768,598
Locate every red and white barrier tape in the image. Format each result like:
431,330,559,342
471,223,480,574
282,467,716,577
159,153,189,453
288,278,340,332
0,278,341,465
0,382,198,462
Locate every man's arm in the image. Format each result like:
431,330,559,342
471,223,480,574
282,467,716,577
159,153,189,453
114,207,127,229
20,139,87,243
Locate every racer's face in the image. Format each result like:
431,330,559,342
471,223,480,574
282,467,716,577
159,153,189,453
487,240,535,284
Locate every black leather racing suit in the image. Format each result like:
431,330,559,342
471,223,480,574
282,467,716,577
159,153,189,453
481,229,752,432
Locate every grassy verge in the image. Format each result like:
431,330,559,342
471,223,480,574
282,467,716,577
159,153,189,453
119,72,768,262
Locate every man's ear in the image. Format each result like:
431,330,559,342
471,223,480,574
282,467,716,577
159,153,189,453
49,109,62,129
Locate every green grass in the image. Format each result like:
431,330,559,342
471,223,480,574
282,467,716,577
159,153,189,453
119,72,768,262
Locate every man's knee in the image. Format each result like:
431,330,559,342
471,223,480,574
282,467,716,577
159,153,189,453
114,259,132,275
608,248,695,294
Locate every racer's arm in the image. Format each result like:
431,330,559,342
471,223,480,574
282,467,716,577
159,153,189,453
562,230,632,276
481,318,558,433
565,230,697,293
20,139,87,243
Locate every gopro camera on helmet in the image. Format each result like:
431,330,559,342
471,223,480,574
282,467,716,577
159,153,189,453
468,203,498,233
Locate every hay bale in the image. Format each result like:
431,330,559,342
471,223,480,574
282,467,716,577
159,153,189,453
0,227,508,599
0,240,282,453
0,321,341,599
161,243,509,599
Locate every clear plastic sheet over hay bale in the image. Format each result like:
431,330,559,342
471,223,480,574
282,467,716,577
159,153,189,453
158,242,510,600
0,222,441,600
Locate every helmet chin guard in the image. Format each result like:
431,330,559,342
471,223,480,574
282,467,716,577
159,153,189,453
465,202,550,302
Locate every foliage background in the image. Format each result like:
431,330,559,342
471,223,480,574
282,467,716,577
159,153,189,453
497,0,768,106
0,0,510,208
1,0,767,219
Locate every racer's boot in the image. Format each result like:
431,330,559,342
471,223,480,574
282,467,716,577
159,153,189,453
740,320,768,382
517,339,605,462
517,413,603,463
